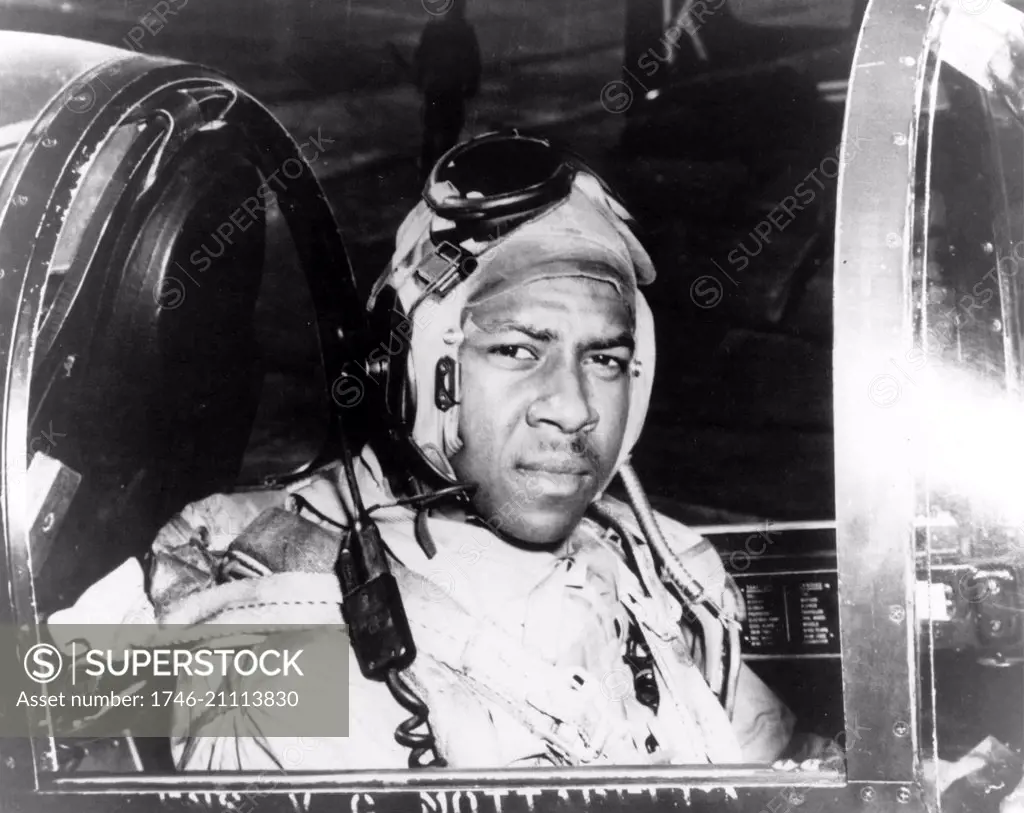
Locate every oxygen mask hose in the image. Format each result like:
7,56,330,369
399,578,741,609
617,462,735,625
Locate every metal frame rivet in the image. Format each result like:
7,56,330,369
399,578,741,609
860,787,876,802
893,720,909,737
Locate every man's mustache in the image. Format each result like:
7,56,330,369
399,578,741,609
516,436,602,474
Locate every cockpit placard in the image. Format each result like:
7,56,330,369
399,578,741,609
735,571,841,656
702,525,840,658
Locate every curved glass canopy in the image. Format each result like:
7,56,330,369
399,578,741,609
835,0,1024,802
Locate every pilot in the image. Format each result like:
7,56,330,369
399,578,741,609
49,133,833,772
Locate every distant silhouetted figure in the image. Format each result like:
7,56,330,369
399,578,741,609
414,0,481,181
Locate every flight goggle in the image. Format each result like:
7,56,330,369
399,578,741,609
412,131,619,299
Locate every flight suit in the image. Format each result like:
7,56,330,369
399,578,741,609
49,446,795,770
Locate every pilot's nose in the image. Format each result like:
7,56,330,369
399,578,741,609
526,360,599,435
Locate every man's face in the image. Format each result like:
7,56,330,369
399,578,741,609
450,275,634,545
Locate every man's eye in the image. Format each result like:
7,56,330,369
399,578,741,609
589,354,629,373
490,345,536,361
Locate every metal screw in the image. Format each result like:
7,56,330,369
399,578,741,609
4,757,14,770
900,56,917,67
13,195,27,207
890,605,906,623
41,513,55,533
788,792,806,807
41,136,57,148
993,319,1004,333
893,133,909,146
860,786,876,802
897,787,912,804
983,241,995,254
893,720,910,737
62,354,76,378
